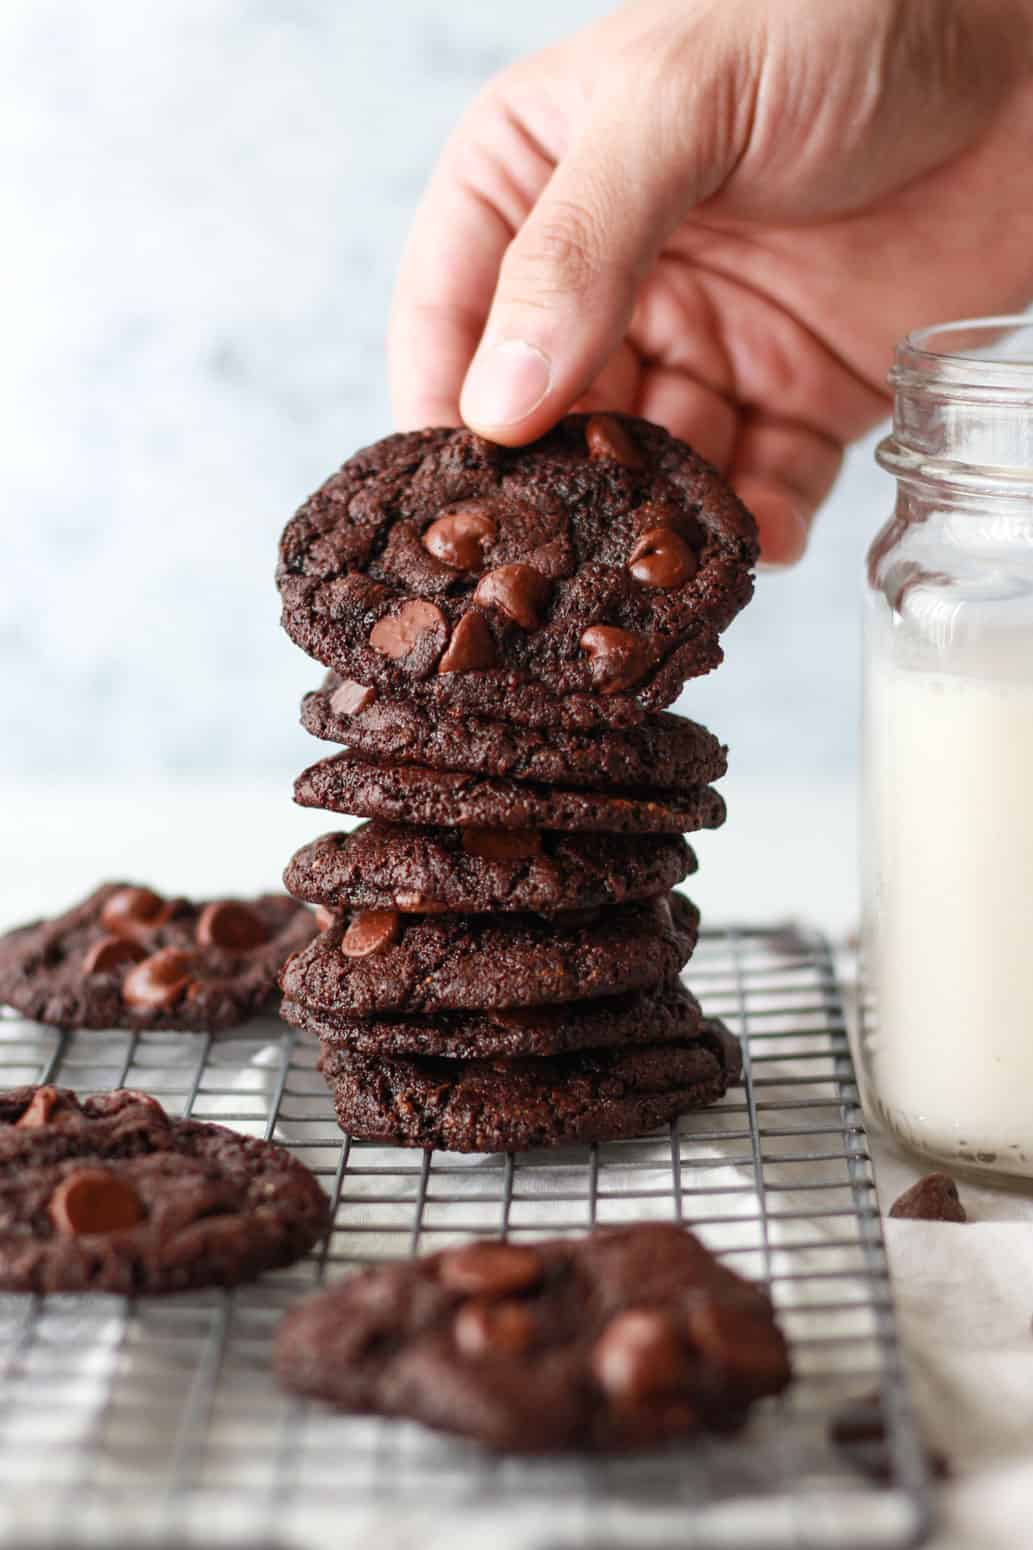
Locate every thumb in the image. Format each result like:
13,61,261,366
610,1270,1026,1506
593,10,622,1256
459,49,749,442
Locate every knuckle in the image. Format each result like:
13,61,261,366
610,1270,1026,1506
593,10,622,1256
506,201,605,299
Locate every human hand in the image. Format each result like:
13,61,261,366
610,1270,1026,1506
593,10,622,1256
389,0,1033,562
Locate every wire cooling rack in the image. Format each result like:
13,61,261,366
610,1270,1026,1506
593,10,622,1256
0,924,933,1550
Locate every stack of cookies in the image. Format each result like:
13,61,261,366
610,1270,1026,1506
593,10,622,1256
275,413,757,1152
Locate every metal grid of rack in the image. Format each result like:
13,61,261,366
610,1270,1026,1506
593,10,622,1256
0,925,933,1549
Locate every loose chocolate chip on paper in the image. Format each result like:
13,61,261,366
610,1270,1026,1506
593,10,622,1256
585,413,644,469
49,1169,146,1236
889,1173,967,1222
196,901,269,952
122,948,196,1010
580,625,651,692
438,610,497,674
422,502,497,570
628,527,699,589
329,679,376,716
473,564,553,630
82,935,147,976
341,910,401,959
439,1242,544,1298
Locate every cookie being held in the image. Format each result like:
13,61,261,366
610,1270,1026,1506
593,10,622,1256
277,414,757,716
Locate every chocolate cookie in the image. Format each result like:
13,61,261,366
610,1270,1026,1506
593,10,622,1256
284,823,694,917
0,884,317,1032
282,980,704,1059
277,415,757,716
294,754,726,836
302,674,728,791
320,1020,741,1152
275,1221,788,1451
280,892,699,1016
0,1086,329,1293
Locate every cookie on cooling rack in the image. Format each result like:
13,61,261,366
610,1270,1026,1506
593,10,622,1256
276,414,757,716
0,1086,329,1294
279,893,699,1017
275,1222,790,1451
0,883,318,1032
317,1020,741,1152
284,822,695,917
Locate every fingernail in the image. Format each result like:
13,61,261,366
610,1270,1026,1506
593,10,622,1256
461,339,551,428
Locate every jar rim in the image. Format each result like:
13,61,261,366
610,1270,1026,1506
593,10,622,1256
893,313,1033,397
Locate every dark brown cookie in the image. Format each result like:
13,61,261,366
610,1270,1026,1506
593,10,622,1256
0,883,318,1032
302,673,727,791
319,1020,740,1152
277,415,757,716
284,822,694,917
282,980,704,1059
280,892,699,1016
888,1174,967,1222
0,1086,329,1294
294,754,726,836
275,1221,788,1451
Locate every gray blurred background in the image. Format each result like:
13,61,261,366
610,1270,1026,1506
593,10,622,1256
0,0,879,930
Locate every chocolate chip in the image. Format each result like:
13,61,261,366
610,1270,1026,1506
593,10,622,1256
579,625,651,692
628,527,699,589
341,909,400,959
829,1392,951,1484
196,901,269,952
439,1242,544,1298
422,502,497,570
314,906,335,932
889,1173,967,1222
437,610,498,674
393,892,451,914
100,886,169,938
461,828,544,862
473,564,552,630
369,600,449,663
82,935,147,976
585,413,644,469
454,1298,537,1358
48,1169,146,1236
16,1086,62,1129
592,1310,688,1401
329,679,376,716
122,948,196,1010
686,1298,790,1388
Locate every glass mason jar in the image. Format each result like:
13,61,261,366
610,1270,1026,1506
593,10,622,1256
862,315,1033,1183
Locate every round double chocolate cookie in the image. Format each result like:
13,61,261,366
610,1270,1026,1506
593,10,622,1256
0,1086,329,1293
283,980,704,1059
302,673,727,791
0,883,317,1032
280,893,699,1016
284,823,694,917
277,892,694,1010
317,1019,741,1152
277,414,757,718
275,1222,790,1451
294,753,726,836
